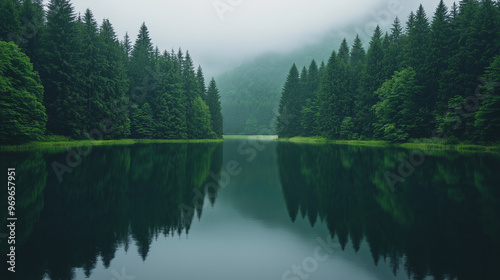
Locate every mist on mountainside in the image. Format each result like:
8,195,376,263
215,0,457,135
216,26,355,135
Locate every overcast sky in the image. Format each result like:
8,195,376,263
57,0,456,78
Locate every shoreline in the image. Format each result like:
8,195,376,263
2,135,499,153
279,136,500,153
0,138,224,152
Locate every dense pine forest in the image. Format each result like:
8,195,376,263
0,0,223,145
277,0,500,144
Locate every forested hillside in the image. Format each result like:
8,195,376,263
277,0,500,143
217,37,344,135
0,0,223,145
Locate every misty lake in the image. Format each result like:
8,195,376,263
1,137,499,280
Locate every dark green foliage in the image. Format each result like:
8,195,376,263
277,1,500,143
131,103,154,138
0,0,21,42
192,96,215,139
373,67,421,142
0,40,47,144
96,19,131,139
354,26,386,138
121,32,132,72
0,1,221,143
182,51,199,138
307,60,320,98
300,60,320,136
79,9,101,130
337,39,350,64
316,50,339,138
400,5,435,137
206,78,223,138
277,64,301,138
430,1,452,113
383,17,404,79
475,55,500,142
39,0,85,137
128,22,154,110
196,66,206,101
17,0,45,66
152,51,187,139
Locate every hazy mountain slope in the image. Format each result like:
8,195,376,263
217,33,345,135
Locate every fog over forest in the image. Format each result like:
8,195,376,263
62,0,455,78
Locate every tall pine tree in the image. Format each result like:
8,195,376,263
206,78,223,138
354,26,385,139
277,64,301,138
39,0,85,137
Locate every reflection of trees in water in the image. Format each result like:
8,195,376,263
0,152,46,249
277,143,500,280
0,142,222,280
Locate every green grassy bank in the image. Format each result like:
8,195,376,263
280,136,500,153
0,138,223,152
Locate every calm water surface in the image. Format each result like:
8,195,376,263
1,137,499,280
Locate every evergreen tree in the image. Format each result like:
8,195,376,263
335,40,354,138
206,78,223,138
129,22,154,101
338,39,350,65
307,60,320,99
373,67,421,141
98,19,130,138
350,35,366,67
79,9,101,130
440,0,497,139
18,0,45,66
155,51,187,139
318,61,326,77
277,64,301,138
192,96,214,139
300,66,308,85
0,41,47,144
472,0,499,75
131,103,154,138
440,0,480,101
474,55,500,142
430,0,453,113
182,50,199,138
354,26,385,138
129,22,155,136
121,32,132,67
196,65,207,101
383,17,404,78
0,0,21,42
317,50,339,138
402,5,434,136
350,34,366,137
300,60,320,136
39,0,85,137
300,104,317,137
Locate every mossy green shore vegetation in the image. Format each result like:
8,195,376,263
2,135,498,153
0,136,223,152
280,136,500,153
